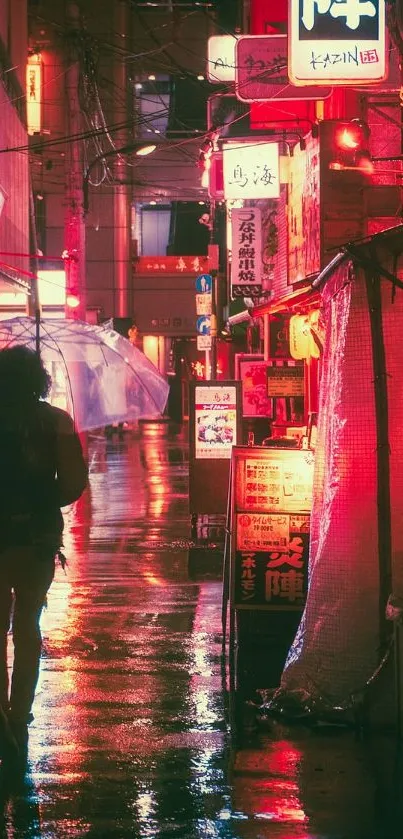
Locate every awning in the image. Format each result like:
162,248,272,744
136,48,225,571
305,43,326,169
252,283,320,318
0,264,31,294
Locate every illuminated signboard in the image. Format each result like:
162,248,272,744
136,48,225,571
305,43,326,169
37,270,66,307
223,141,280,200
289,0,387,85
207,35,237,82
194,383,238,460
26,55,42,135
231,207,263,299
236,34,331,101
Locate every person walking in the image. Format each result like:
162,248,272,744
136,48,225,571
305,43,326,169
0,345,88,764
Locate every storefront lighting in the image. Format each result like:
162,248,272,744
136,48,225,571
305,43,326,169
26,53,42,135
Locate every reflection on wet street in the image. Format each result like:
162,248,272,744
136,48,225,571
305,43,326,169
2,424,401,838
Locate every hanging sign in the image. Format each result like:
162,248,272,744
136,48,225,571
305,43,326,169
223,141,280,200
236,35,331,101
231,207,263,299
289,0,387,85
26,55,42,135
207,35,237,83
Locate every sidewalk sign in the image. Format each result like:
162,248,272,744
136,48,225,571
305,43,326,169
189,381,242,515
228,445,313,621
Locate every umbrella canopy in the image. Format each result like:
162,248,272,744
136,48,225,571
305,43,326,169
0,317,169,432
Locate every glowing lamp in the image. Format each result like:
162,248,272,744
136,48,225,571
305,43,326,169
66,293,80,309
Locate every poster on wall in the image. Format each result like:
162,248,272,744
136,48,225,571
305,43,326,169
194,383,239,460
237,356,273,417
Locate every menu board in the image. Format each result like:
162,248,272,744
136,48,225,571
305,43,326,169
235,451,314,513
194,383,238,460
267,365,304,397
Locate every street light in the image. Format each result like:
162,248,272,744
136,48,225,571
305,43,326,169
83,142,157,213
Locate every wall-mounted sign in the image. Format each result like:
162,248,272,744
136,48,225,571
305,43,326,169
26,55,42,135
231,207,263,299
194,383,238,460
267,364,305,397
223,141,280,200
207,35,237,83
288,135,321,284
236,34,331,101
134,255,209,275
289,0,387,85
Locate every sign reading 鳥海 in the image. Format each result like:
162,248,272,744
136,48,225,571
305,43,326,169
231,207,263,299
223,141,280,200
289,0,387,86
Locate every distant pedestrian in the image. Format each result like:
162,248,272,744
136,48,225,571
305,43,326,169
0,345,88,765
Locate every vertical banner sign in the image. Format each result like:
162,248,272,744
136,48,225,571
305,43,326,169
231,207,263,299
26,55,42,135
289,0,387,85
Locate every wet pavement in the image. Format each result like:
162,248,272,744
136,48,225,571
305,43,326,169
1,422,402,838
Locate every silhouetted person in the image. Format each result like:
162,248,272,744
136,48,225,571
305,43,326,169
0,346,88,765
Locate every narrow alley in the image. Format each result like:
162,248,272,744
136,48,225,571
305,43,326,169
1,423,401,839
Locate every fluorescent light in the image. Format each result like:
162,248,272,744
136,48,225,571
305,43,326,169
135,144,157,157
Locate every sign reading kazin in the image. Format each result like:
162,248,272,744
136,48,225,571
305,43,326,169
223,141,280,200
289,0,387,85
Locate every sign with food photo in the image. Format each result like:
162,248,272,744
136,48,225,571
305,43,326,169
194,384,238,459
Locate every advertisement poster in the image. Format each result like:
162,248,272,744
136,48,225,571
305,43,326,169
239,358,273,417
236,512,289,551
195,384,237,459
235,514,310,608
236,451,314,513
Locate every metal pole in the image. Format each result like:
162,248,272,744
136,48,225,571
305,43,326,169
28,184,41,354
64,0,87,322
210,271,218,380
114,0,131,318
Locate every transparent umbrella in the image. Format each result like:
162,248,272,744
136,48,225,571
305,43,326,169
0,317,169,432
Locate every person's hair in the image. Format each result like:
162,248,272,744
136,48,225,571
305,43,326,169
0,345,51,403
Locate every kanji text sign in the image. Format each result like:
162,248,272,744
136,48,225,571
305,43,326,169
230,447,313,610
231,207,263,299
289,0,387,84
223,141,280,199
